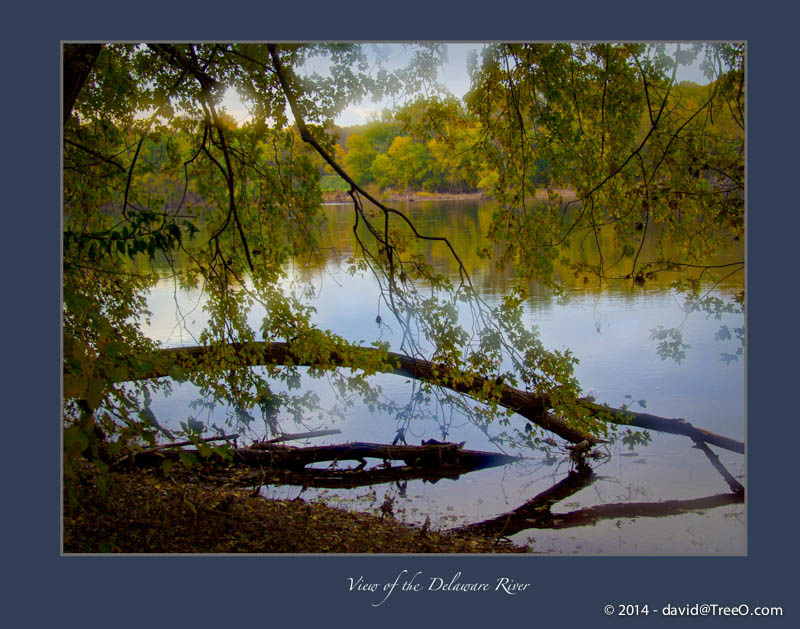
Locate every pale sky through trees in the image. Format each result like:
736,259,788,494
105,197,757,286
222,42,712,126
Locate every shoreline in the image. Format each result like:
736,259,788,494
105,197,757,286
63,466,529,553
322,189,577,204
322,190,486,204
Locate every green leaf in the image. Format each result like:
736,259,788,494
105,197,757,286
167,364,188,382
212,444,233,461
105,341,125,358
178,451,198,469
85,378,105,410
65,427,89,456
167,222,182,246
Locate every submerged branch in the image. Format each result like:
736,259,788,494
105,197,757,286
692,438,745,494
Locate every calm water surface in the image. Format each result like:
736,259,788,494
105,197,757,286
142,199,745,554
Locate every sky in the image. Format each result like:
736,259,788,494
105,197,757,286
335,43,477,126
223,43,712,127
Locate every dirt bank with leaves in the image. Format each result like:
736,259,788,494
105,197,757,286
63,467,528,554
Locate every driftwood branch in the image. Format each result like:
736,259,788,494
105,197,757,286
117,440,516,489
247,441,518,469
128,440,517,471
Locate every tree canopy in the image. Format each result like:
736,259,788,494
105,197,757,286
62,42,744,496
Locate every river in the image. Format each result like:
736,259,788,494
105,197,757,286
141,198,745,554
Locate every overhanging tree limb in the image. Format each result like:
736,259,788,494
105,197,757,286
130,342,595,446
112,341,744,454
267,44,475,288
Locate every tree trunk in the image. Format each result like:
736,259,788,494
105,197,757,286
63,44,102,124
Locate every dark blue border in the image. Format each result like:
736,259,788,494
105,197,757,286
11,1,797,626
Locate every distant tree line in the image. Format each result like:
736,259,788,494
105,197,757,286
328,78,740,196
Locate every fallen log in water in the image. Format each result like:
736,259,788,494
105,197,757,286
233,441,519,471
113,341,744,454
123,440,520,476
232,453,514,489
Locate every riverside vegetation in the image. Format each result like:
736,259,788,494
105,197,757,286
63,43,744,552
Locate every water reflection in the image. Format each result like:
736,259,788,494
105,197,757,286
316,199,743,295
455,467,743,538
139,198,744,554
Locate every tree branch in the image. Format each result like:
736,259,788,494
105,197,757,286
267,44,475,289
107,341,745,454
64,138,127,173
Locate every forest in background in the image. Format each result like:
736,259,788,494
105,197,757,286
102,78,742,208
